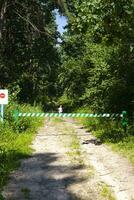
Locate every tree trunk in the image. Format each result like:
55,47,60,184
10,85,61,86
0,0,7,40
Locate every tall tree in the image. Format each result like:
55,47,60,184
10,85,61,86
0,0,61,106
58,0,134,114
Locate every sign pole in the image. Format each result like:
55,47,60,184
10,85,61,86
0,104,4,123
0,89,8,123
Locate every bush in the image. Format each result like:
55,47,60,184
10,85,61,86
76,107,132,142
76,107,134,164
0,101,43,194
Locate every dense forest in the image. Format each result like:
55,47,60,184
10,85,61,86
1,1,134,198
0,0,61,107
0,0,134,115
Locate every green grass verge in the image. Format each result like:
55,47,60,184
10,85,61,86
109,136,134,164
0,104,43,198
76,107,134,165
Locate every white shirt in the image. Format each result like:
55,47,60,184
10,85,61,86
58,107,63,113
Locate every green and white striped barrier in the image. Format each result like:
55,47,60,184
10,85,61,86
14,112,122,118
13,110,127,131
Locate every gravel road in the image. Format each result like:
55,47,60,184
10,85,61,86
2,119,134,200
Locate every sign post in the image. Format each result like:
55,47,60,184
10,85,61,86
0,89,8,123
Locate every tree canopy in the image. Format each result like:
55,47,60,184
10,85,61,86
0,0,62,106
58,0,134,115
0,0,133,115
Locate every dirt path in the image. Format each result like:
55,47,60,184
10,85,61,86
65,119,134,200
2,119,134,200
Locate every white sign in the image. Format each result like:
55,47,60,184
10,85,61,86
0,89,8,104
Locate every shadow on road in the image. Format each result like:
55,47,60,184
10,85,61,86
3,152,89,200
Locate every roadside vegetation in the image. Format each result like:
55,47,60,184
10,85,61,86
0,91,43,197
100,183,116,200
77,107,134,165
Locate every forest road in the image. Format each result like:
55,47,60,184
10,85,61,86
2,119,134,200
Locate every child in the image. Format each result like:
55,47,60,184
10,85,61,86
58,105,63,113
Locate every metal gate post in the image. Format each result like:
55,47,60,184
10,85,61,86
121,111,127,132
13,109,19,121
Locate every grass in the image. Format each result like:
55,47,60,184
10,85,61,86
100,183,116,200
66,130,84,165
52,117,64,123
86,166,94,177
76,107,134,165
53,118,84,165
109,136,134,164
0,104,43,198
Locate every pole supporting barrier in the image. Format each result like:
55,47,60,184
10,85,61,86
121,111,128,132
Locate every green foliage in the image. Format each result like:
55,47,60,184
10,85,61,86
110,136,134,164
0,0,61,107
0,194,5,200
0,102,43,195
0,86,43,198
58,0,134,116
77,107,134,164
79,113,128,143
57,94,74,111
101,183,116,200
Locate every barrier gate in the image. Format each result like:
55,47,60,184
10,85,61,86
13,110,128,132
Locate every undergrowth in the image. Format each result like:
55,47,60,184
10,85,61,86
77,107,134,164
0,95,43,197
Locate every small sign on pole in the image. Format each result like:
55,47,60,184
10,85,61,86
0,89,8,122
